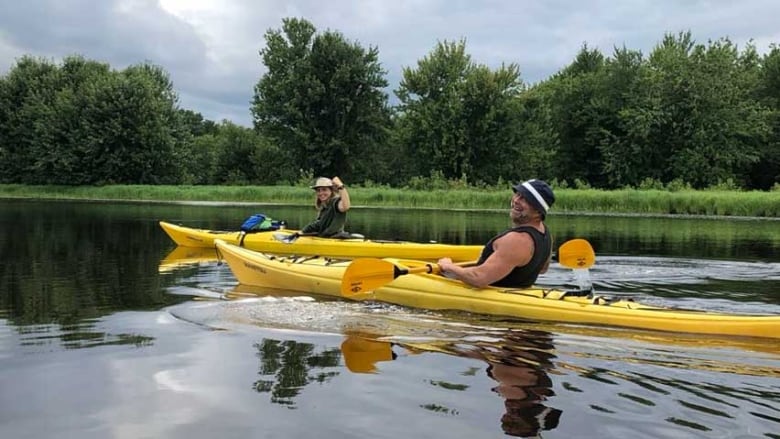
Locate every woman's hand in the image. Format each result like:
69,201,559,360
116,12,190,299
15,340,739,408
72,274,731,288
332,176,350,211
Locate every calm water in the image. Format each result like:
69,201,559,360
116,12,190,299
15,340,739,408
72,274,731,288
1,199,779,439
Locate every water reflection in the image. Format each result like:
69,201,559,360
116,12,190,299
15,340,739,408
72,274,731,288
3,200,779,439
158,246,219,273
13,320,154,351
252,338,342,407
0,200,187,329
341,331,562,438
474,333,561,437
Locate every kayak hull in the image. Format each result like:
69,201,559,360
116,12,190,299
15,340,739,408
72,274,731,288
160,221,481,261
215,239,780,339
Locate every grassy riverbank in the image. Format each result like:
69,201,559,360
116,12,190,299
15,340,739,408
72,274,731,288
0,184,778,217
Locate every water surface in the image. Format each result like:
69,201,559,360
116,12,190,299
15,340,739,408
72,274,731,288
1,199,778,438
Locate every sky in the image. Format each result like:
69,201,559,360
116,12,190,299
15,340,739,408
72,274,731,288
1,0,779,127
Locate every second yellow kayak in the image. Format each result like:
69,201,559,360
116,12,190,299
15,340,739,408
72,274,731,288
160,221,482,261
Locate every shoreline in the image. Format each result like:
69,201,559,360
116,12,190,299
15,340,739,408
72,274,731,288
3,195,777,221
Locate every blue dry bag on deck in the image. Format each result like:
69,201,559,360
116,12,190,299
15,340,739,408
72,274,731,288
240,214,285,232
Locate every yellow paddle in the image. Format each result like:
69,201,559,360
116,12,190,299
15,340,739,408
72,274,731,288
341,258,477,297
557,238,596,291
340,238,596,297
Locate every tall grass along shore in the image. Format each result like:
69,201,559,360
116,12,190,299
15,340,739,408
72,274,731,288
0,184,777,218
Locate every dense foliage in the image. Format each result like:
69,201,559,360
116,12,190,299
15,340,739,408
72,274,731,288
251,18,392,183
393,40,553,185
1,21,778,191
0,56,184,184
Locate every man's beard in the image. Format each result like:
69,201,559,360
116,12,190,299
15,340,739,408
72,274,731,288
510,209,532,225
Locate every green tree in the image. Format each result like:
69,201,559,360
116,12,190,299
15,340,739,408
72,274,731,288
0,56,186,185
394,40,472,181
643,33,767,188
178,109,218,137
540,44,608,186
213,122,293,185
251,17,391,181
0,56,64,183
539,34,769,189
179,133,219,184
394,39,544,185
753,45,780,189
77,63,183,184
592,46,660,188
511,88,559,182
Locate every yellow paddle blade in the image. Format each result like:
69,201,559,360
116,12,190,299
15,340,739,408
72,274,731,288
341,258,400,297
558,238,596,269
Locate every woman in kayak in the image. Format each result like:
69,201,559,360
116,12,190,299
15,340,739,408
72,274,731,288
300,176,352,237
438,179,554,288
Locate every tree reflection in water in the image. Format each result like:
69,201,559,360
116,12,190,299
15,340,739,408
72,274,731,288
341,330,561,438
252,338,342,407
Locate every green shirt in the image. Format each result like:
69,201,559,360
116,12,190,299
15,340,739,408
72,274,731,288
301,197,347,237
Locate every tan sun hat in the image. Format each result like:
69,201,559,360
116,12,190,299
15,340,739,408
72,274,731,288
311,177,334,189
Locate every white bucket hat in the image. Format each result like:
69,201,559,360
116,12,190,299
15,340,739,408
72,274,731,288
310,177,334,189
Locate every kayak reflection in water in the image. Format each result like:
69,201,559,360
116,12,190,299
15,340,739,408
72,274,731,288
340,329,561,438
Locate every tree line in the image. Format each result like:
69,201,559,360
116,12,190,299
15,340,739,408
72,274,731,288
1,17,778,190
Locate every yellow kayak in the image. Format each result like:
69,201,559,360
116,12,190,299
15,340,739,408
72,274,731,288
214,239,780,339
160,221,481,261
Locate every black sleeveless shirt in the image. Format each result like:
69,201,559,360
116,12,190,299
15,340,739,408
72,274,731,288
476,225,552,288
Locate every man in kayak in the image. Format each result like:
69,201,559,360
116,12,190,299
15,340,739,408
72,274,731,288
438,179,554,288
300,176,352,237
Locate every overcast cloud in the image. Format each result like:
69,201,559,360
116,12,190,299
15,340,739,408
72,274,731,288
2,0,779,126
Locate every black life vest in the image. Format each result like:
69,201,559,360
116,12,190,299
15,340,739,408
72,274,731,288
476,225,552,288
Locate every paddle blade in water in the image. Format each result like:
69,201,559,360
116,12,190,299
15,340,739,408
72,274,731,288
341,258,399,297
340,336,395,373
558,239,596,269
